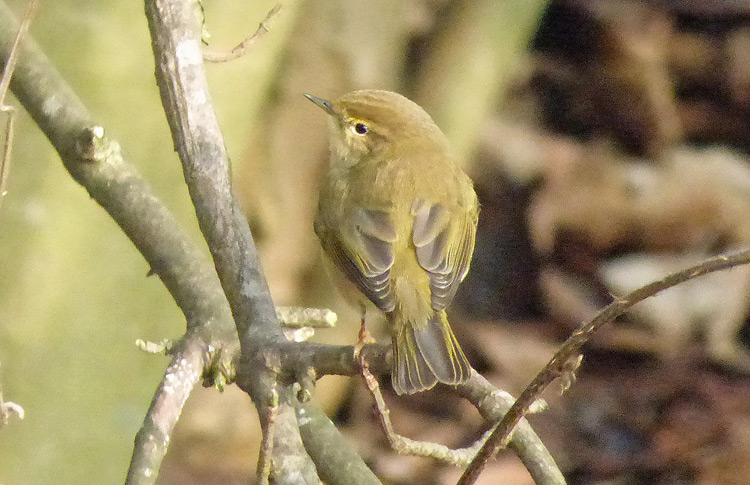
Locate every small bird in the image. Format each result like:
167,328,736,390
305,90,478,395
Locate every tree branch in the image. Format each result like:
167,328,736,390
459,249,750,484
0,0,37,220
143,1,319,482
127,335,204,484
0,1,234,339
296,401,382,485
455,372,565,484
362,363,488,467
202,3,282,63
0,1,568,482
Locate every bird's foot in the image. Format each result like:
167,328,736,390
353,326,376,362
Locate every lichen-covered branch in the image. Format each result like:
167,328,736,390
127,335,204,484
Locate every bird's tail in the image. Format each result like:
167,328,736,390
390,310,471,395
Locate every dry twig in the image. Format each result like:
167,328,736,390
0,0,37,219
459,249,750,484
203,4,282,63
361,361,489,466
257,388,280,485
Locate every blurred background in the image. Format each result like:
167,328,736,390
3,0,750,483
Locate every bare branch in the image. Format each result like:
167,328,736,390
0,0,36,104
362,362,487,466
275,340,565,483
257,388,279,485
203,3,282,63
454,372,565,485
0,2,566,482
459,249,750,484
143,0,318,482
0,0,37,219
296,401,385,485
144,0,279,349
272,341,565,483
126,336,204,484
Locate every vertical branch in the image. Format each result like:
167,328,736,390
257,388,279,485
0,0,37,218
0,109,13,216
144,0,277,339
143,1,319,482
0,0,36,98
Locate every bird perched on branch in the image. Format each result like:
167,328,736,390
306,90,478,395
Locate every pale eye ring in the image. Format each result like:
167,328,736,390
352,122,368,135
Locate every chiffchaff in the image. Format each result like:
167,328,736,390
305,90,478,395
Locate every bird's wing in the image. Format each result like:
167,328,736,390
412,199,477,310
316,207,397,312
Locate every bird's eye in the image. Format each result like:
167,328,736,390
353,122,368,135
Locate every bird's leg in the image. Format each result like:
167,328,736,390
353,304,375,363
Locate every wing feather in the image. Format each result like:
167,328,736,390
316,208,397,312
412,199,477,310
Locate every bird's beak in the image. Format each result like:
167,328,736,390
304,93,335,115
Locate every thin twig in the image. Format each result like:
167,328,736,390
0,107,15,211
257,388,280,485
0,0,37,218
361,360,488,466
203,4,282,63
454,372,565,484
0,0,36,103
459,249,750,484
277,306,337,343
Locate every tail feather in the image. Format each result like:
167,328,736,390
391,311,471,395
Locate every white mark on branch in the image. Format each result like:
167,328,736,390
41,95,62,118
282,327,314,342
188,88,207,107
296,406,311,426
175,39,203,66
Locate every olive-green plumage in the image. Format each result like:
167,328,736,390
306,90,478,394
